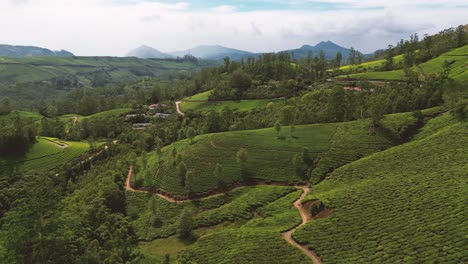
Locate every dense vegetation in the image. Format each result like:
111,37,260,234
0,25,466,264
294,113,467,263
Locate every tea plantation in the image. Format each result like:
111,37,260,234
293,113,467,263
134,112,419,196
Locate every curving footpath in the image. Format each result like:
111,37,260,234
282,185,323,264
175,101,185,116
125,167,322,263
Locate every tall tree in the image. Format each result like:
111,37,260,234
213,163,225,188
335,51,342,69
177,208,193,239
236,148,248,179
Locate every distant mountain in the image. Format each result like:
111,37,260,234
169,45,257,61
132,41,362,61
0,44,74,58
126,45,173,59
282,41,355,61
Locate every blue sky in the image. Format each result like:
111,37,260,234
1,0,467,55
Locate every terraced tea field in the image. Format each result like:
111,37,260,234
179,90,285,113
0,136,90,171
293,113,467,263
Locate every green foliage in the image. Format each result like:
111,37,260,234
294,115,467,263
177,208,194,239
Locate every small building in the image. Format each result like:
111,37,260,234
132,123,152,129
154,113,170,119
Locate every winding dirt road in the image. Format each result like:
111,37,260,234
282,185,323,264
125,167,322,263
175,101,184,116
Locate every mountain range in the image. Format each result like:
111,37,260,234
126,41,361,61
0,44,74,58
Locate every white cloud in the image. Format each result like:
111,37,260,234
0,0,466,56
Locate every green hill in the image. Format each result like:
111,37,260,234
338,45,468,82
134,111,422,197
0,56,213,108
293,113,467,263
0,136,90,172
179,90,285,113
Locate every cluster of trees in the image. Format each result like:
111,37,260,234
0,113,36,154
379,25,467,71
0,143,143,263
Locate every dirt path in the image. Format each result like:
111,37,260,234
282,185,323,264
125,167,322,262
175,101,184,116
417,65,428,80
43,137,69,149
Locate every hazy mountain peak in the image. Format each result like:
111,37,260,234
126,45,173,59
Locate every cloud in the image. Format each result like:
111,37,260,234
0,0,466,55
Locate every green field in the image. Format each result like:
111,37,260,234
293,113,467,263
179,90,285,113
0,136,90,171
339,45,468,82
57,108,132,123
0,56,204,85
134,111,421,196
128,186,310,263
337,53,405,73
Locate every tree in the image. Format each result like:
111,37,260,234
149,197,160,227
185,170,194,194
177,208,193,239
383,45,394,71
335,52,342,69
368,94,387,134
213,163,225,188
236,148,248,178
274,120,282,137
155,136,163,163
230,70,252,99
185,127,196,144
348,47,357,65
176,161,187,187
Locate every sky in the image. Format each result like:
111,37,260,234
0,0,467,56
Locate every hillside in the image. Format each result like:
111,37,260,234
294,113,467,263
127,45,173,59
132,111,421,197
179,90,286,113
0,56,212,108
170,45,256,61
284,41,354,61
0,44,73,58
338,45,468,82
0,136,90,172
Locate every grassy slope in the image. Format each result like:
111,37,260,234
339,45,468,82
127,185,295,240
0,56,202,84
135,112,419,196
0,137,90,171
129,187,310,263
180,90,285,113
337,53,405,72
294,113,467,263
178,190,310,264
58,108,132,123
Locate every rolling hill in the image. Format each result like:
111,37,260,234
126,45,173,59
170,45,256,61
338,44,468,82
283,41,355,61
0,44,73,58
